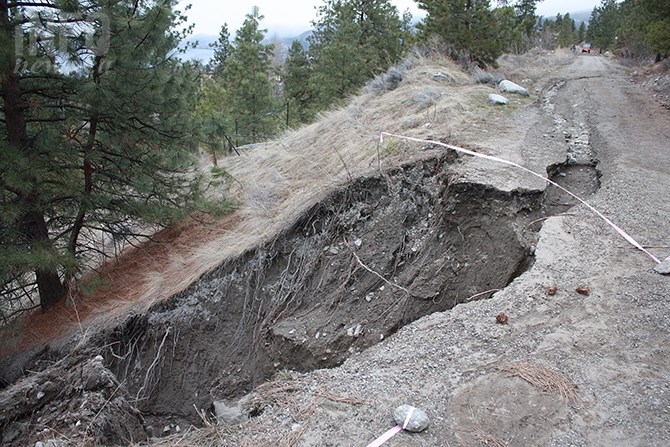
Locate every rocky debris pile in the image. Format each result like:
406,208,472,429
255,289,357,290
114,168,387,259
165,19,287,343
0,353,146,446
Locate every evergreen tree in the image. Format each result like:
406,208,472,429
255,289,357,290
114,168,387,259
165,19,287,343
195,76,232,162
417,0,503,65
515,0,539,38
578,21,587,43
210,23,232,78
494,6,521,52
308,0,405,108
400,8,417,49
557,13,577,48
0,0,210,313
634,0,670,60
224,8,276,144
586,0,621,51
283,40,314,125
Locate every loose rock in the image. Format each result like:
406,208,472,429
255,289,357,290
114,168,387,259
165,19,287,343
488,94,509,105
654,257,670,275
433,72,449,81
214,399,247,425
499,79,530,96
393,404,430,433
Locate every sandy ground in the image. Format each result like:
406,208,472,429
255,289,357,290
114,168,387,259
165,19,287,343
184,55,670,446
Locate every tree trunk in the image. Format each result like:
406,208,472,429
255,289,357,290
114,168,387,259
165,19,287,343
1,2,65,311
21,209,66,310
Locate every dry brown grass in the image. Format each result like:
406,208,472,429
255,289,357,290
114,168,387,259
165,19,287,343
496,361,579,403
497,48,575,81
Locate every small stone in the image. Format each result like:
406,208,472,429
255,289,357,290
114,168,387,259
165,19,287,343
347,324,363,338
576,286,590,296
496,312,509,324
433,71,449,81
654,257,670,275
328,246,339,255
354,238,363,248
163,425,171,433
394,404,430,433
175,425,181,433
488,93,509,105
36,391,45,400
214,400,247,425
291,423,302,432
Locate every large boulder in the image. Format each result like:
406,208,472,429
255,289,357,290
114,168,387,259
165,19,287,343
499,79,530,96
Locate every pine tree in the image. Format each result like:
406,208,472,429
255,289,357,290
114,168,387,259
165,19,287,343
515,0,539,38
586,0,621,51
224,8,276,144
210,23,232,78
557,13,577,48
636,0,670,60
417,0,503,65
308,0,405,108
578,21,587,43
283,40,314,125
0,0,211,313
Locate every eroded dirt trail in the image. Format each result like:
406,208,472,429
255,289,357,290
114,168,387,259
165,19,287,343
210,56,670,446
1,55,669,447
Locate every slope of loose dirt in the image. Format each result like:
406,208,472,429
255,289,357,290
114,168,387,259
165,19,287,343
2,51,669,447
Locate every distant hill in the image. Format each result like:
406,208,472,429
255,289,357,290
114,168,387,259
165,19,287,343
180,8,592,64
571,10,593,26
179,31,313,64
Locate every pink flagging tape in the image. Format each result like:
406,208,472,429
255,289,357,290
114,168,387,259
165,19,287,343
366,425,403,447
366,406,416,447
380,132,661,265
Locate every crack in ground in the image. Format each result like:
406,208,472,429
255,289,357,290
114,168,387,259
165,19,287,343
0,127,603,442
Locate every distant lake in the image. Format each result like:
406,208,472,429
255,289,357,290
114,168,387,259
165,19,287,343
180,46,215,63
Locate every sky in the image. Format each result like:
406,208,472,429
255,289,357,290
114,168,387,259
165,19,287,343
180,1,600,37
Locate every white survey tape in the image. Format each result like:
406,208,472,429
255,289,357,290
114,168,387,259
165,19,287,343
380,132,662,265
